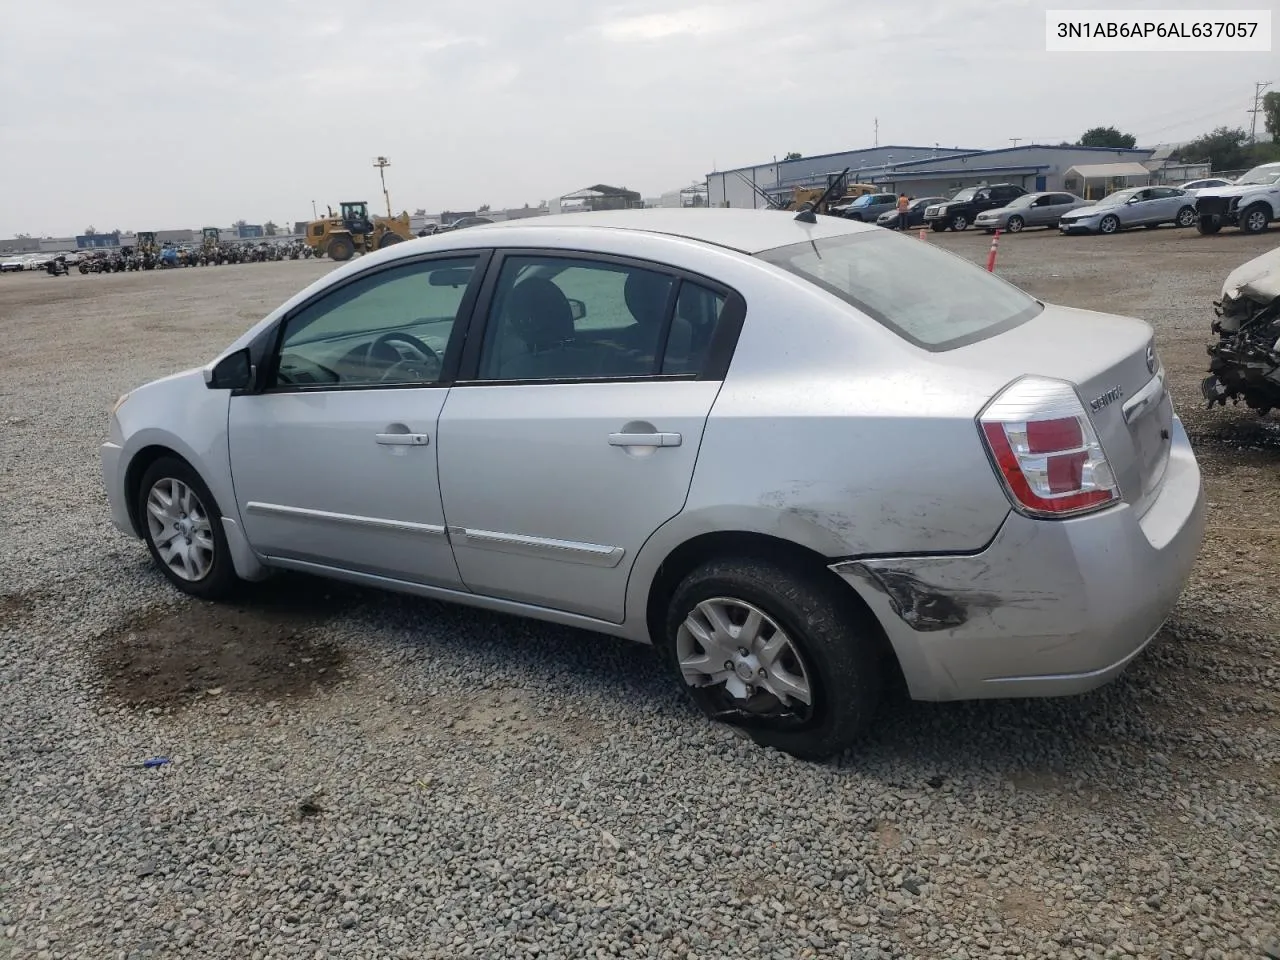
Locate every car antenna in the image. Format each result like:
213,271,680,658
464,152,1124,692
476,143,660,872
794,167,851,223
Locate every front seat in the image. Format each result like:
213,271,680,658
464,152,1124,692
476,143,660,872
496,277,597,380
619,272,691,373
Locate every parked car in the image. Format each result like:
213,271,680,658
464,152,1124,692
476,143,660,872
440,216,495,232
973,192,1090,233
835,193,899,222
1058,186,1197,235
101,209,1204,761
0,256,25,273
923,184,1027,232
1178,178,1232,193
1194,162,1280,235
874,196,948,229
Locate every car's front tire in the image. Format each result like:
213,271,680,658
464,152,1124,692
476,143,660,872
663,556,885,762
1240,203,1271,234
950,213,969,231
1175,206,1196,228
1098,214,1120,235
1005,215,1023,233
137,456,240,601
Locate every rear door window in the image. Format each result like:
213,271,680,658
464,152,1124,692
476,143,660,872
757,231,1041,351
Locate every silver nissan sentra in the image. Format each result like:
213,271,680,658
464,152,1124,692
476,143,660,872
100,208,1205,760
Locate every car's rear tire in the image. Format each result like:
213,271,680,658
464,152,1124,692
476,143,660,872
1196,216,1222,235
1240,203,1271,234
930,222,947,232
950,213,969,231
1098,214,1120,235
1005,215,1024,233
1175,206,1196,228
137,457,240,601
662,556,885,762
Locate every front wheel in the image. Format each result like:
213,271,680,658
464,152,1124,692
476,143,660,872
1175,206,1196,228
1005,215,1024,233
663,556,885,761
950,213,969,231
1240,204,1271,234
1098,214,1120,235
137,457,240,600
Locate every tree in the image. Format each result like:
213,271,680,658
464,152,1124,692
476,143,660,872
1179,126,1252,172
784,151,802,160
264,221,278,236
1077,126,1137,149
1263,90,1280,143
84,226,97,236
233,219,247,230
413,208,427,217
477,204,491,213
15,232,31,239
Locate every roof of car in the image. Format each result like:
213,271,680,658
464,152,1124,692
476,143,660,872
500,208,875,254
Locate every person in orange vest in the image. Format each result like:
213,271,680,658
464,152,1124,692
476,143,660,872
896,193,911,231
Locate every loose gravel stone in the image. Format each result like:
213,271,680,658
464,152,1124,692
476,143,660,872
1,241,1279,958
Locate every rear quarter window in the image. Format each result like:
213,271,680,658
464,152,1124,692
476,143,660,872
757,231,1043,351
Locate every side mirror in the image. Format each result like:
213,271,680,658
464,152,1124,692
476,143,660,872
568,298,587,322
205,347,254,391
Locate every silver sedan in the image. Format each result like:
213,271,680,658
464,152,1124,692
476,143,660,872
973,191,1089,233
101,209,1205,760
1058,186,1198,235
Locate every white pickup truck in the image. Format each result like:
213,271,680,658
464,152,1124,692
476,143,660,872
1195,162,1280,235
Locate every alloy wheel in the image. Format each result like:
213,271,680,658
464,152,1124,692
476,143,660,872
145,478,215,582
676,597,813,718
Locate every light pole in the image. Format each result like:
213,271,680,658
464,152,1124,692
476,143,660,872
311,200,317,220
373,157,392,217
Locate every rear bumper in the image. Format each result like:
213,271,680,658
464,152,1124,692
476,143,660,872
831,416,1205,701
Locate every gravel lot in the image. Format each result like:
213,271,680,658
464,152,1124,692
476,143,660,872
2,228,1278,960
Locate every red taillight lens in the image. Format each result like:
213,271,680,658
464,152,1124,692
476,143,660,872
979,378,1118,518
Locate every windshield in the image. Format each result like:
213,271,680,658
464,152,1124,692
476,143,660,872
1236,166,1280,185
1097,188,1142,205
757,231,1041,351
949,188,977,202
850,195,875,207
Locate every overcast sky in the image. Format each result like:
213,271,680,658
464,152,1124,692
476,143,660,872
0,0,1272,236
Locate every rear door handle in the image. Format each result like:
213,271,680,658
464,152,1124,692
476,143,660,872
608,432,682,448
375,433,429,446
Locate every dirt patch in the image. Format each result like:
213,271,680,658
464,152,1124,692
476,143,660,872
94,577,361,709
0,589,41,624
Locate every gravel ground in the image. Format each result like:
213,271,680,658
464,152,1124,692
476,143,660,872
1,232,1279,960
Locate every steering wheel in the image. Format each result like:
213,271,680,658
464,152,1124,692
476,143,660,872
366,331,441,382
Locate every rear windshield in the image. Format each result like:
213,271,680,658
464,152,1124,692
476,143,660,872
757,231,1042,351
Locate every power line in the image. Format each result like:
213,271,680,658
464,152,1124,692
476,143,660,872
1249,81,1272,143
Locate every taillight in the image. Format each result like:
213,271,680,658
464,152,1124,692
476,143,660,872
978,376,1118,518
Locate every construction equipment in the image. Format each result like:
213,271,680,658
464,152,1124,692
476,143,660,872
303,201,411,262
790,170,872,216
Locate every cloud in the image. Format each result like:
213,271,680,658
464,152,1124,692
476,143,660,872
0,0,1270,236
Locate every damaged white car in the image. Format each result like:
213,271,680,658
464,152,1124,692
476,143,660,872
1203,245,1280,411
101,208,1206,760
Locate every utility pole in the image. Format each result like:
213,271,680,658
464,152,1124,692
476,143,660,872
311,200,317,220
373,156,392,217
1249,81,1272,144
1010,137,1022,148
874,117,879,148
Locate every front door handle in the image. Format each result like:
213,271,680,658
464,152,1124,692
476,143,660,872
608,432,682,448
375,432,429,446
